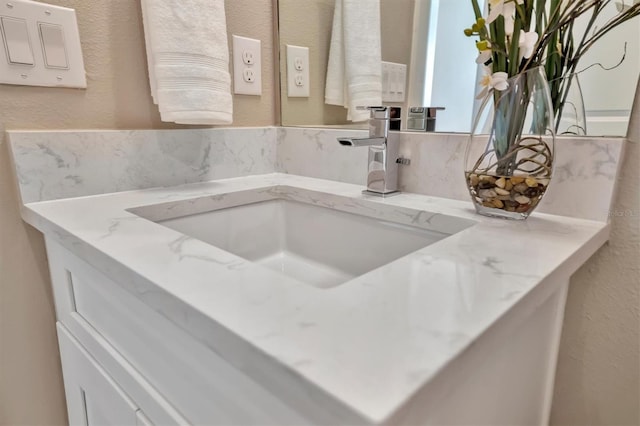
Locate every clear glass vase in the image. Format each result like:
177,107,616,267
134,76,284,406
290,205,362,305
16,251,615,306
553,72,587,136
465,66,556,220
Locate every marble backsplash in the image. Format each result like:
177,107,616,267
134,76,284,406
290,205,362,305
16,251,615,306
8,128,277,205
8,126,625,222
276,128,626,222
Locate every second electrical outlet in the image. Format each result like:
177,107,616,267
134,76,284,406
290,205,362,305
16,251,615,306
286,45,309,98
233,35,262,96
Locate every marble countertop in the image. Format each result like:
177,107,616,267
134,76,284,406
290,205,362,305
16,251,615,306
21,173,609,423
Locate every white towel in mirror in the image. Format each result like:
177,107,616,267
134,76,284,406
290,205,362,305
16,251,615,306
325,0,382,122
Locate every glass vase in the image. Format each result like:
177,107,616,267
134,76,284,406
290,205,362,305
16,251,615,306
465,66,556,220
552,72,587,136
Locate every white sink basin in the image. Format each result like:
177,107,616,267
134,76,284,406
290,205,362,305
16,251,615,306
154,197,457,288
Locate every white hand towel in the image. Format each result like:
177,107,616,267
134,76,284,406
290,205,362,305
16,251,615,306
325,0,382,122
325,0,346,107
141,0,157,104
142,0,233,125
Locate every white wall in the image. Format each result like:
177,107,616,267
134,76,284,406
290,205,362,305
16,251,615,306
551,78,640,425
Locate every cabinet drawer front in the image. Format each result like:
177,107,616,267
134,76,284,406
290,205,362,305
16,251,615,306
47,241,189,425
46,238,308,425
58,323,140,426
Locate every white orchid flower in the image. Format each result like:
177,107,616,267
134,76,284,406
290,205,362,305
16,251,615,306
489,72,509,91
487,0,523,35
518,30,539,60
476,49,492,64
477,68,509,99
487,0,504,24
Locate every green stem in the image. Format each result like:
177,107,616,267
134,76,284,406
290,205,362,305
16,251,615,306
471,0,482,19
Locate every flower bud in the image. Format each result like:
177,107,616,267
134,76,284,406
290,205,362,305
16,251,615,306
476,40,489,51
464,28,473,36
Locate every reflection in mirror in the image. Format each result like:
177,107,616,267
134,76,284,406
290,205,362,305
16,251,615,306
278,0,639,136
406,0,481,133
278,0,414,128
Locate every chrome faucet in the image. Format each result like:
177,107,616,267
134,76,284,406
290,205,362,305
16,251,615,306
338,106,401,196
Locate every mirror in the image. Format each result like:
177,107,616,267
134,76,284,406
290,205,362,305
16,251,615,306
277,0,639,136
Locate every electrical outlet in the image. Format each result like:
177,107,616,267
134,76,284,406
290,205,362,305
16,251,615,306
286,44,309,98
242,50,255,65
232,35,262,96
243,68,255,83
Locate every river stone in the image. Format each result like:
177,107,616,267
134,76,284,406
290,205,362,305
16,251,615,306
513,183,528,193
478,189,498,199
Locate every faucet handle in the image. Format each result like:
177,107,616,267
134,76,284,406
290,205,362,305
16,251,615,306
356,106,390,120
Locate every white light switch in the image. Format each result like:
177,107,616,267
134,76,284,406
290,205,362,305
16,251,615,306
39,23,68,69
1,16,34,65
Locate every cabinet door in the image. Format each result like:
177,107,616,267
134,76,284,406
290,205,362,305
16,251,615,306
57,323,142,426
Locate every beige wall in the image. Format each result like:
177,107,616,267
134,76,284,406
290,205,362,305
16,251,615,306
550,79,640,426
1,1,639,425
0,1,275,424
279,0,414,126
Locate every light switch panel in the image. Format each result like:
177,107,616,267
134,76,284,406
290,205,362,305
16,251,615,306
382,61,407,103
0,0,85,88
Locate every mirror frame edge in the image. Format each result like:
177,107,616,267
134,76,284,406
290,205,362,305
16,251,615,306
272,0,282,126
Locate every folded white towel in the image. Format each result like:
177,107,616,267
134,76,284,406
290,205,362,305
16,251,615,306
325,0,345,106
142,0,233,125
141,0,157,104
325,0,382,122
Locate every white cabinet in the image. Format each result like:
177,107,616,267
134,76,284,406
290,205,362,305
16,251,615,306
57,325,141,426
45,235,571,425
46,238,308,426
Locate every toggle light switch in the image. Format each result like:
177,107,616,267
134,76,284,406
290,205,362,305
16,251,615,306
1,16,34,65
39,23,68,69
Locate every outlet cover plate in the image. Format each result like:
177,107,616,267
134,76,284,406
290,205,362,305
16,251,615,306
232,35,261,96
286,44,309,98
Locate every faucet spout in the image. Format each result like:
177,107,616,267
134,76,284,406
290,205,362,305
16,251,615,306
338,137,386,147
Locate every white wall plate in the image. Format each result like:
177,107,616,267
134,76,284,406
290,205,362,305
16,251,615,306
286,44,309,98
0,0,86,88
232,35,262,96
